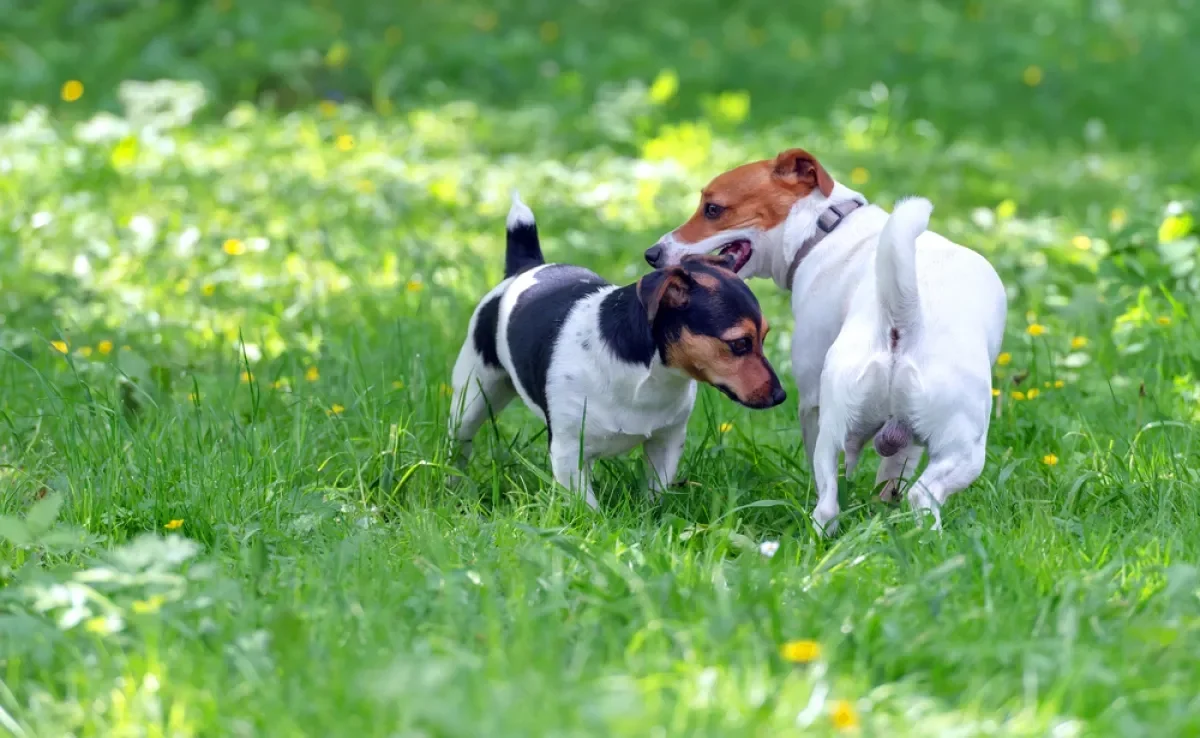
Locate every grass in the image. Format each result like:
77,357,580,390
2,1,1200,735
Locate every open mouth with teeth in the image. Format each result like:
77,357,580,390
717,239,753,273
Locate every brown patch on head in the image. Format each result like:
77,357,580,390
665,324,780,408
636,266,690,324
688,270,720,291
670,148,835,246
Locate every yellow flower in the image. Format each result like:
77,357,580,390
997,352,1012,366
325,41,350,68
991,388,1001,397
1027,324,1047,337
202,283,216,296
51,340,69,354
780,639,822,663
1011,391,1026,401
98,339,114,355
648,69,680,104
406,280,423,293
712,90,750,124
61,80,84,102
1026,388,1040,400
1158,213,1192,244
240,371,253,383
188,392,200,403
392,380,405,390
849,167,870,186
996,199,1017,219
1110,208,1128,229
131,595,166,614
305,366,320,382
1054,380,1065,388
1022,65,1044,87
1157,315,1172,326
164,519,183,531
223,238,246,256
84,616,111,634
473,10,499,32
539,21,560,43
719,422,733,434
830,699,859,731
440,383,453,396
336,134,355,152
1070,336,1088,350
318,100,338,117
329,403,345,415
273,378,290,390
111,137,138,168
79,346,93,358
1071,234,1092,251
1042,453,1059,466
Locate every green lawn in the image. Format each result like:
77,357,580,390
3,1,1200,736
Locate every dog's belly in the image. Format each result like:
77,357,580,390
584,431,652,458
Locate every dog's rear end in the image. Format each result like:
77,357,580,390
447,194,546,470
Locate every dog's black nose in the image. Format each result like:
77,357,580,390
644,244,664,267
769,385,787,408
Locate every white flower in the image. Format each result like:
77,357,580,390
759,540,779,558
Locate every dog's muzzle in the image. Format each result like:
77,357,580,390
644,243,665,267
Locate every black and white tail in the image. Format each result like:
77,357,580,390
504,192,544,278
876,197,932,348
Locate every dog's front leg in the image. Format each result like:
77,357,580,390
810,430,841,536
549,435,598,509
643,422,687,502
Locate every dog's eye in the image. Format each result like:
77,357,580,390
727,337,752,356
704,203,725,220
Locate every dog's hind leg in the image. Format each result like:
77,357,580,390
447,363,515,475
810,428,843,536
906,431,985,530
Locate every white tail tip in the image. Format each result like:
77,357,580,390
894,196,933,226
507,191,535,229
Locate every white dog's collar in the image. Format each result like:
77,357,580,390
785,199,867,289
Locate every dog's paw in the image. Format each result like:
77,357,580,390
907,490,943,532
811,505,840,537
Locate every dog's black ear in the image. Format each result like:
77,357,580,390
683,252,738,272
772,148,835,197
637,267,690,324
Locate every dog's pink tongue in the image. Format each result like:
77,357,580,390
873,420,911,457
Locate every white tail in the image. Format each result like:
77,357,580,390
876,197,932,348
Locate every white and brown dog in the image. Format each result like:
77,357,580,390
645,149,1007,533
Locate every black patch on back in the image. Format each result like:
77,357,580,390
472,294,503,368
507,265,609,420
598,285,655,365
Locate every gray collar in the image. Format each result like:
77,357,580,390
784,199,867,289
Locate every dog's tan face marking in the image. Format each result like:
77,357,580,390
665,317,777,407
670,148,835,247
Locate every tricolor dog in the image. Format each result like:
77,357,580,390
646,149,1007,533
449,194,786,508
